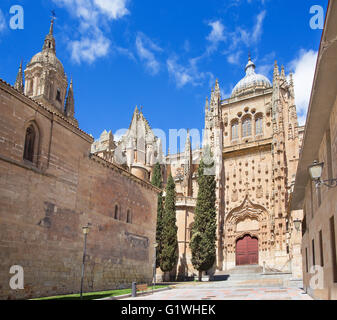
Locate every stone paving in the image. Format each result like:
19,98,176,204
124,284,312,300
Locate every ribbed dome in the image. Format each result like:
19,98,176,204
231,57,271,98
28,51,65,74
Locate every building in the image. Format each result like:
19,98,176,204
290,0,337,300
95,55,305,280
0,19,160,300
174,57,305,278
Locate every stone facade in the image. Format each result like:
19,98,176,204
94,57,305,280
291,0,337,300
167,59,305,278
0,21,159,300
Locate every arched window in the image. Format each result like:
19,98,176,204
23,125,36,162
189,223,194,241
231,120,239,140
126,209,132,224
255,116,263,135
56,89,61,102
114,205,119,220
242,116,252,137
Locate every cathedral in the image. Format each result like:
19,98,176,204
0,17,306,300
93,55,305,278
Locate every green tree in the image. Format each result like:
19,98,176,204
151,163,164,268
190,148,217,281
160,173,178,274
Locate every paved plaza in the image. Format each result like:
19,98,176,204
124,283,313,300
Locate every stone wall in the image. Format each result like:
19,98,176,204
302,96,337,300
0,81,158,299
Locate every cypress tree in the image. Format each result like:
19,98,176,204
190,147,217,281
151,163,164,268
160,173,178,274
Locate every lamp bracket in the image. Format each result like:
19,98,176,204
315,178,337,188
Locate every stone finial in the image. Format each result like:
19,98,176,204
273,61,279,78
42,18,56,54
65,77,75,118
280,65,286,79
14,60,24,93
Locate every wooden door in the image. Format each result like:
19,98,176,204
236,235,258,265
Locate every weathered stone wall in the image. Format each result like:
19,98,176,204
302,96,337,300
0,82,158,300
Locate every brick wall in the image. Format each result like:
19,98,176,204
0,81,158,299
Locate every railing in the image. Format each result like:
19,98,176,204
176,196,197,207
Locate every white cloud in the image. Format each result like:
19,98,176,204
70,33,110,64
227,50,242,65
290,49,318,125
206,20,227,53
93,0,129,19
167,55,214,88
231,10,266,48
0,9,6,33
251,10,266,43
52,0,130,64
207,11,267,66
136,33,162,75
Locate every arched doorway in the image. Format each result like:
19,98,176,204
236,235,258,266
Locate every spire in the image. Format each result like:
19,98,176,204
280,65,286,80
49,18,54,35
14,60,24,93
43,18,56,54
272,61,281,122
245,55,256,75
185,129,191,152
214,78,220,96
273,61,279,79
289,73,295,98
205,97,209,112
65,78,75,118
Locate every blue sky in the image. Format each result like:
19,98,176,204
0,0,328,153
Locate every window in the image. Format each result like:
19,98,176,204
242,117,252,137
312,238,316,267
326,129,333,181
302,213,307,236
319,230,324,267
255,117,263,135
23,125,36,162
231,121,239,140
305,248,309,273
310,182,314,218
56,89,61,102
114,205,119,220
126,209,132,223
330,216,337,282
317,186,322,207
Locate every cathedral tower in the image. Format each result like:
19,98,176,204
24,19,69,117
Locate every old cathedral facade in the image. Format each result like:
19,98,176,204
0,19,305,299
93,55,305,278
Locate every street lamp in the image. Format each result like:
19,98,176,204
80,223,91,300
308,160,337,188
152,242,158,295
293,218,302,232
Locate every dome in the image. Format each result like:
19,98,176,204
28,51,65,75
231,57,272,98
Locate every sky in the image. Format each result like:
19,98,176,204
0,0,329,153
